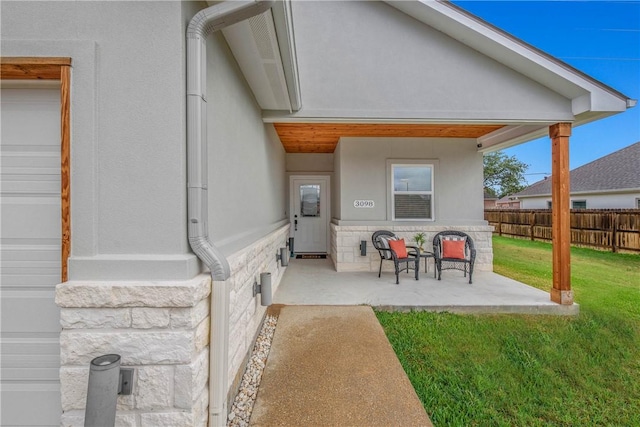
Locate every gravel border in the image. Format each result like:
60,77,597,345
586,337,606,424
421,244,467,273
227,314,278,427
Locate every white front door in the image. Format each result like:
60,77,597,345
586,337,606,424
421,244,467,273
1,86,62,426
290,176,330,253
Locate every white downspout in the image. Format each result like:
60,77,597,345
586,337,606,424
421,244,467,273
186,2,275,426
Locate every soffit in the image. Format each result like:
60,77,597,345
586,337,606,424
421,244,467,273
274,123,503,153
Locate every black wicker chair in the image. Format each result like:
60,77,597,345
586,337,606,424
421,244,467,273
372,230,420,284
433,231,476,284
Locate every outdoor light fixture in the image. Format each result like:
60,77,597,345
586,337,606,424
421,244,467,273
85,354,134,427
276,247,289,267
360,240,367,256
253,272,272,306
288,237,294,257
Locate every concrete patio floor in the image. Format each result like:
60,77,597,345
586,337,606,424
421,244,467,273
274,258,579,315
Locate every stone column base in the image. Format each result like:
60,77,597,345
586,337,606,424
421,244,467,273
56,276,211,427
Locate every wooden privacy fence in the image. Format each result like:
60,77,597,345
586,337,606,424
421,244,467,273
485,209,640,253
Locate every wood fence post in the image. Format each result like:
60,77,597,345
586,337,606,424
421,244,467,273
611,212,618,253
498,210,503,236
530,211,536,241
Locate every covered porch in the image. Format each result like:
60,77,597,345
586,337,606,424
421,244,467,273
274,257,578,315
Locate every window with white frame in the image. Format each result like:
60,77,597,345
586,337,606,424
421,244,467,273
636,198,640,209
572,200,587,209
391,163,434,220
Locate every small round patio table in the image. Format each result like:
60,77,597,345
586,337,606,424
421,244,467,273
419,251,436,278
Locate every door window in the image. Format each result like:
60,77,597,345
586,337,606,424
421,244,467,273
300,184,320,217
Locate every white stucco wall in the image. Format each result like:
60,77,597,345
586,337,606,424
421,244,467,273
288,0,573,122
2,1,205,280
286,153,334,172
202,33,291,412
207,32,287,256
520,192,640,209
335,137,485,225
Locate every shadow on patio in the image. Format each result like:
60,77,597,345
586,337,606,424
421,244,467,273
274,258,578,315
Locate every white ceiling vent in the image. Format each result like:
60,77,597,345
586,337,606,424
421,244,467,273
222,9,292,111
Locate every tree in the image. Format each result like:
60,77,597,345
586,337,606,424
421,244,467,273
483,151,529,198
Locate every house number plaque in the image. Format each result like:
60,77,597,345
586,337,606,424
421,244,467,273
353,200,375,208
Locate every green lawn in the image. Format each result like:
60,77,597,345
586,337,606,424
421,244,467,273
376,236,640,426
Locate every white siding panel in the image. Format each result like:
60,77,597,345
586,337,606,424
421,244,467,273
1,87,62,426
521,193,640,209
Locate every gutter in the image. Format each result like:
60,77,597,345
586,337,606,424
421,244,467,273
186,1,276,426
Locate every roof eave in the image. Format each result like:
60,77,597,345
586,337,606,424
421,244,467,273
477,110,623,153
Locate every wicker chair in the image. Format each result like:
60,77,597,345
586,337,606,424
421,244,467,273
372,230,420,284
433,231,476,284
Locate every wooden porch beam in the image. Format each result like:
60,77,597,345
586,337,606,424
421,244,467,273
1,57,71,80
550,122,573,305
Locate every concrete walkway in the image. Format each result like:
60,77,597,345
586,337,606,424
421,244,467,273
250,305,432,426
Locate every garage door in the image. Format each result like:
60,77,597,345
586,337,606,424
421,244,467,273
1,85,62,426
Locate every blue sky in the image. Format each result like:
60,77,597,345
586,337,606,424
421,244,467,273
453,0,640,184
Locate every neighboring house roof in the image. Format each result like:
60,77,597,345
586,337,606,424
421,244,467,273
497,195,520,203
484,191,498,200
516,142,640,197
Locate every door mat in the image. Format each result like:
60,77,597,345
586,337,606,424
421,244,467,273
296,254,327,259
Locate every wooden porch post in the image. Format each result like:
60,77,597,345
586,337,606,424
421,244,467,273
550,123,573,305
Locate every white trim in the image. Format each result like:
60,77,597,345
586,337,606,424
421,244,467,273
272,0,302,111
262,111,569,124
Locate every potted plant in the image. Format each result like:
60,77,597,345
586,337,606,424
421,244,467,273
413,232,426,251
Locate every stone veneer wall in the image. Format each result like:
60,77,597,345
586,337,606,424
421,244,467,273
331,224,494,272
224,224,290,404
54,224,290,427
55,276,212,427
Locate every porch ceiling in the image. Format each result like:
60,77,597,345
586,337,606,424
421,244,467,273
274,123,505,153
